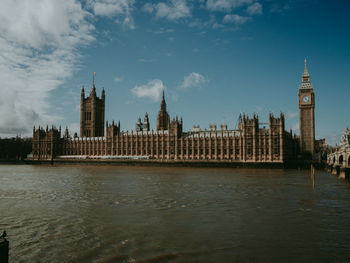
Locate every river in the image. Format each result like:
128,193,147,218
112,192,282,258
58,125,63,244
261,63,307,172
0,165,350,262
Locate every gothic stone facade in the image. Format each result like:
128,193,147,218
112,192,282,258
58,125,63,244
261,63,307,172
327,128,350,168
33,113,296,163
33,92,298,162
33,63,317,163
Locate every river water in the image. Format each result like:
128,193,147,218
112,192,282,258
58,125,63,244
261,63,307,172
0,165,350,262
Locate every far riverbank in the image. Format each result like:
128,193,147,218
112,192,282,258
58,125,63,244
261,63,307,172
0,158,326,170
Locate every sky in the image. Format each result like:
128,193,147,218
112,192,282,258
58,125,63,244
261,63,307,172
0,0,349,145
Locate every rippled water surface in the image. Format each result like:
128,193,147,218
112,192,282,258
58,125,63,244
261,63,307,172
1,165,350,262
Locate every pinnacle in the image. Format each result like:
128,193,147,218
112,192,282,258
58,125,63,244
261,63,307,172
303,58,309,77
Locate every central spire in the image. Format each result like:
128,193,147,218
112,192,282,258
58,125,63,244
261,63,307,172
157,90,170,130
160,90,166,110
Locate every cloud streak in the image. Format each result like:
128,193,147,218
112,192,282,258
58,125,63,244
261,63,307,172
131,79,165,101
0,0,138,137
223,14,251,25
206,0,254,12
179,72,208,90
0,0,95,136
247,2,262,15
143,0,191,21
88,0,135,29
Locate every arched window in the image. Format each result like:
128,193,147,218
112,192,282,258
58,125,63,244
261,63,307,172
339,155,343,165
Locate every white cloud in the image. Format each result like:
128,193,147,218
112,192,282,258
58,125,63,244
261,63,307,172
131,79,165,102
223,14,251,25
189,15,225,30
247,2,262,15
179,72,207,90
269,3,290,13
206,0,253,11
0,0,94,136
142,3,155,13
88,0,135,29
138,58,155,63
114,76,123,82
143,0,191,21
152,28,175,34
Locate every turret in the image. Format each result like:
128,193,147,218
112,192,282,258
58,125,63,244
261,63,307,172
280,112,285,130
64,127,69,138
170,116,183,138
106,120,120,138
81,86,85,99
144,112,149,123
136,117,143,131
143,112,150,131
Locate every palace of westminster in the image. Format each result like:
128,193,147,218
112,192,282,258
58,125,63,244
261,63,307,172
32,61,317,162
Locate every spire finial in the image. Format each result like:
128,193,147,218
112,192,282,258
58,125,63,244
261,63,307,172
93,72,96,87
302,58,310,83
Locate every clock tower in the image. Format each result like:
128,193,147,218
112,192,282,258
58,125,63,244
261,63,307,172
298,59,315,154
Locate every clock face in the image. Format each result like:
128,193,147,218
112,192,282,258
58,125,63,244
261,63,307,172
302,95,310,103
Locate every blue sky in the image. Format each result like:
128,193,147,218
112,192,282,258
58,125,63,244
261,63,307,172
0,0,349,145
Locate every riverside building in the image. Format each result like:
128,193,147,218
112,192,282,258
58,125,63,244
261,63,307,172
33,62,317,163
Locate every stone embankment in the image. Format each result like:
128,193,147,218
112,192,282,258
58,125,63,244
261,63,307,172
13,158,325,170
327,164,350,180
